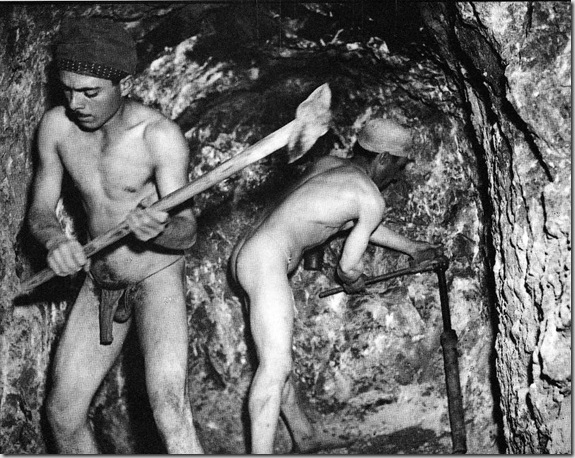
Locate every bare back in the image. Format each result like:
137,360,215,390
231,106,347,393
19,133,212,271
234,156,385,278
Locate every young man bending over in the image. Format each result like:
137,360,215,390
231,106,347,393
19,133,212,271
230,118,442,453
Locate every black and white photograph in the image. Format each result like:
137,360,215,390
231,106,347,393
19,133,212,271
0,1,570,454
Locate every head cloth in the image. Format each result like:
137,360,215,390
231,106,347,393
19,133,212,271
357,118,413,158
55,17,137,80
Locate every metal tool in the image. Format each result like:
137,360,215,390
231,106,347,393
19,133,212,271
435,257,467,454
303,245,324,271
318,255,467,453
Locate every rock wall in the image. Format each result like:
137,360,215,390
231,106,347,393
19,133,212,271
421,2,571,453
0,2,569,455
0,5,71,453
129,5,498,453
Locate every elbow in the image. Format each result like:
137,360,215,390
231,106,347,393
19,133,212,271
187,217,198,247
337,263,360,283
177,215,197,249
182,231,197,250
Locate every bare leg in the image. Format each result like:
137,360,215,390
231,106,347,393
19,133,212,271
135,258,203,454
236,236,356,453
46,275,131,454
248,282,295,453
280,376,315,448
281,376,358,453
236,245,295,454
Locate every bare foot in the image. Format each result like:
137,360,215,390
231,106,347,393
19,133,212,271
291,429,358,454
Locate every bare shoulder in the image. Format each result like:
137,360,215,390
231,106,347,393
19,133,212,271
131,102,183,141
41,105,66,122
298,155,349,183
308,156,367,185
37,106,76,151
128,101,188,160
315,156,384,209
38,105,70,133
310,155,348,172
289,155,377,206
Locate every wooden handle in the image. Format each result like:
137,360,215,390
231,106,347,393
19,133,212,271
18,121,295,295
152,120,294,212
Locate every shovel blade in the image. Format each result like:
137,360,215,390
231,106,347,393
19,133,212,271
287,83,332,163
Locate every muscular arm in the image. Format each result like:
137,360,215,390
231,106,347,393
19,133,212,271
129,119,197,250
337,193,384,283
369,224,424,256
369,223,443,262
28,113,66,247
28,110,88,275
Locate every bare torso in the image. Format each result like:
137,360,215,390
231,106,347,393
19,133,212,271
54,102,182,287
234,155,385,276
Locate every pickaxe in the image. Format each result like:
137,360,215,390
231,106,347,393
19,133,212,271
319,256,467,454
18,83,332,342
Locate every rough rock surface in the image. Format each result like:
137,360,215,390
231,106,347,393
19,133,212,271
421,2,570,453
0,2,569,455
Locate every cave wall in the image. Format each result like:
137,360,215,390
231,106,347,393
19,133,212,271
127,4,500,453
0,2,569,455
420,2,571,453
0,6,70,453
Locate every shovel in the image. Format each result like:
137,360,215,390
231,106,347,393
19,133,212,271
18,83,332,296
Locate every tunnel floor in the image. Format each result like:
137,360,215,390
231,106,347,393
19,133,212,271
317,426,451,454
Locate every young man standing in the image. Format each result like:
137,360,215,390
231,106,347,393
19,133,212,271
28,18,203,453
230,118,442,453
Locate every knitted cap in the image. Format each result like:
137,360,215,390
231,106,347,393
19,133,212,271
357,118,413,157
55,18,137,80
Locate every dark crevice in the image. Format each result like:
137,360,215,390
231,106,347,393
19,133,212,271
446,3,554,183
500,97,555,182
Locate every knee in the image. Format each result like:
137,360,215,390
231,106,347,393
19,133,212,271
259,355,293,385
249,358,291,413
274,358,293,382
148,383,189,430
46,390,88,435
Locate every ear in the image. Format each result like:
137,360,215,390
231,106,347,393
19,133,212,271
119,75,134,96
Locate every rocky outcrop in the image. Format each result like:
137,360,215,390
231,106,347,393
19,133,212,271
421,2,571,453
0,2,569,454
